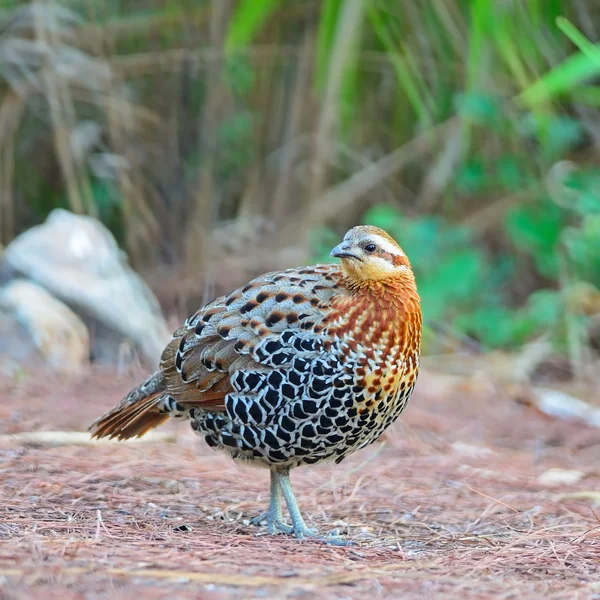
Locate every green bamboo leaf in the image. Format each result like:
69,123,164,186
368,6,431,127
556,16,599,56
517,52,600,106
225,0,282,53
517,17,600,106
466,0,492,92
315,0,343,92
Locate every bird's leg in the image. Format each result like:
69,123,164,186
251,469,293,534
273,468,314,538
274,468,352,545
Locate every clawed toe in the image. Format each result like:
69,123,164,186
293,526,354,546
251,512,293,535
252,469,353,544
269,519,293,535
290,525,317,539
250,511,269,527
251,514,351,543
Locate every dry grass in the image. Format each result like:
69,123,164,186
1,367,599,599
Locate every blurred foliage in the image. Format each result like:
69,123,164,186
1,1,600,367
314,170,600,352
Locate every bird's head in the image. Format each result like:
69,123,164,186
330,226,414,286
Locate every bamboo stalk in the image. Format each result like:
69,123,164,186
306,0,366,234
33,0,95,216
0,90,25,244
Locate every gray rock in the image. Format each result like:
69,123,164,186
4,209,170,366
0,279,89,374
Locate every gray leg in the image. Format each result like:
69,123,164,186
251,469,292,534
274,468,353,545
273,468,316,539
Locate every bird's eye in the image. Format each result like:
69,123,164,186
364,243,377,253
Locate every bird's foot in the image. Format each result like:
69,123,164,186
292,525,354,546
251,514,351,544
251,511,293,535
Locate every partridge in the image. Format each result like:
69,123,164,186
90,226,422,542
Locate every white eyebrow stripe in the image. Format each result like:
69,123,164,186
370,234,403,256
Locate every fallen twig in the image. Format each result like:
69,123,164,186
0,430,176,447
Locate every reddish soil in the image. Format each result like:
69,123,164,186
0,367,599,599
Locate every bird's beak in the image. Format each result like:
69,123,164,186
330,242,361,261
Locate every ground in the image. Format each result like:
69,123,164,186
0,367,599,599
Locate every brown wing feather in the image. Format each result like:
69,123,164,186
91,264,346,439
159,264,346,410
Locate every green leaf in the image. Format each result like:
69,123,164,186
518,113,583,159
505,199,563,278
455,92,500,127
556,16,599,57
434,249,484,302
368,6,432,127
225,0,282,54
526,289,562,329
457,307,516,348
224,56,255,97
310,227,340,264
362,204,403,230
315,0,343,92
466,0,492,92
456,159,486,194
496,155,525,191
546,116,584,158
398,218,444,273
562,215,600,282
517,38,600,106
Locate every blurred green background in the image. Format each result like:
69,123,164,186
1,0,600,376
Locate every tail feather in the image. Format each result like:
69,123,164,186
90,372,169,440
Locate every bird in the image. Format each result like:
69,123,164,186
89,225,422,543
